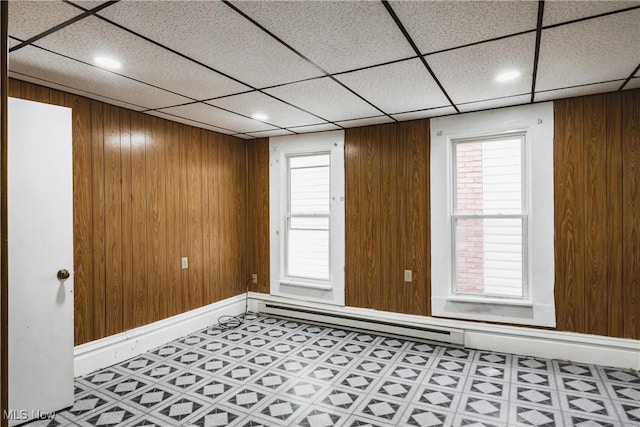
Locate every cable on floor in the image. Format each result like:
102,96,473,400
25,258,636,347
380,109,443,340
215,277,251,330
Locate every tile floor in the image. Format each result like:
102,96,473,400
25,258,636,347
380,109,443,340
29,314,640,427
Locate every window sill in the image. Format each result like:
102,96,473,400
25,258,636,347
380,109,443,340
447,295,533,307
279,280,332,291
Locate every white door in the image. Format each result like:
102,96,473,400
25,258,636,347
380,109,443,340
8,97,74,426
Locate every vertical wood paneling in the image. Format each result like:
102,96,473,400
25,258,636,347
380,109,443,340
401,120,430,316
9,78,251,345
130,111,147,328
90,100,106,339
144,116,168,322
606,93,623,337
345,121,431,316
165,122,182,317
8,79,21,97
119,109,134,331
21,82,49,103
207,132,221,302
179,124,191,312
247,139,270,294
622,90,640,339
554,97,586,333
582,95,608,336
104,104,123,336
187,127,204,309
380,124,399,313
67,93,93,344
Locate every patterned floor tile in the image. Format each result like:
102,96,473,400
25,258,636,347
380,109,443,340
294,408,348,427
398,404,454,427
317,386,364,412
413,386,461,411
356,397,404,425
509,404,561,426
65,314,633,427
459,395,507,423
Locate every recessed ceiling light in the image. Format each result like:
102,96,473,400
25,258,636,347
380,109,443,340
94,56,122,70
495,70,521,83
252,113,268,121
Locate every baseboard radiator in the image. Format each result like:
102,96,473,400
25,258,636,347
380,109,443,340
258,302,465,346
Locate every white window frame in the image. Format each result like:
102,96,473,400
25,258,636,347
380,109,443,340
269,131,345,306
430,103,555,327
451,132,528,300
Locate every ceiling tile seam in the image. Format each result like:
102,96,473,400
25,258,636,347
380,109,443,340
381,0,460,113
140,89,261,114
81,10,346,130
200,101,299,133
8,69,148,111
618,63,640,91
387,104,454,115
541,4,640,31
221,0,397,122
9,0,120,53
145,109,245,135
535,78,627,94
422,29,537,58
530,0,545,103
14,40,201,105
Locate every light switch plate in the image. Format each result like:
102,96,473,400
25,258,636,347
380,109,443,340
181,257,189,269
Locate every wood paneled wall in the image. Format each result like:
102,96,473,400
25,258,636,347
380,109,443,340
9,79,250,345
344,121,430,316
246,138,270,294
554,90,639,339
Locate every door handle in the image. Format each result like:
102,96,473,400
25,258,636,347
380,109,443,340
57,269,70,280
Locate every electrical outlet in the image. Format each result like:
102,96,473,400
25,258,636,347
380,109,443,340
181,257,189,269
252,273,258,284
404,270,412,283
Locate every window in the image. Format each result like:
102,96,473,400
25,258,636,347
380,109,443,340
452,133,526,299
269,131,345,305
286,153,331,280
430,103,555,327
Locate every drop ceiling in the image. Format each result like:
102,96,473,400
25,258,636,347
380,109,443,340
7,0,640,139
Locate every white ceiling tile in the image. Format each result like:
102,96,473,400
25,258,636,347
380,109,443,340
98,1,322,88
230,0,414,73
335,116,394,128
543,1,639,26
428,33,535,105
245,129,295,138
391,106,457,121
265,78,382,122
159,103,277,134
9,38,19,49
34,16,250,100
335,59,450,114
458,94,532,113
234,134,254,140
537,10,640,91
625,78,640,89
8,1,82,42
207,92,321,128
534,81,624,103
144,111,235,135
390,0,538,54
9,46,189,109
67,1,112,9
287,123,342,133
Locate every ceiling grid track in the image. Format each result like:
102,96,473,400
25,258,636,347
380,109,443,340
9,0,120,53
530,0,545,103
62,0,345,133
221,0,397,123
381,0,460,114
618,63,640,91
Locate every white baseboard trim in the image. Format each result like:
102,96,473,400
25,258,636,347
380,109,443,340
249,292,640,370
74,294,247,377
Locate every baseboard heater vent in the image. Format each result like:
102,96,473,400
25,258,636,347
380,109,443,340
259,303,464,346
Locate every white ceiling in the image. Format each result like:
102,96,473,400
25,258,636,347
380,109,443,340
7,0,640,139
